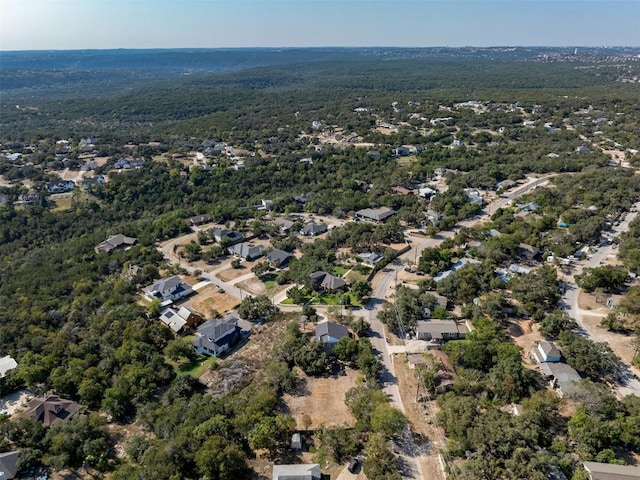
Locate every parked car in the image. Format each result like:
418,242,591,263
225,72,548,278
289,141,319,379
348,458,360,473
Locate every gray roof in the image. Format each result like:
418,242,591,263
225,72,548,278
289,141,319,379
142,275,192,300
539,362,581,393
229,242,264,259
273,464,321,480
416,320,467,338
197,316,238,342
187,214,211,225
95,234,137,253
301,222,328,235
538,341,562,360
356,207,396,222
582,461,640,480
267,249,293,267
310,271,347,291
159,308,188,332
274,217,295,230
0,451,19,479
315,321,349,343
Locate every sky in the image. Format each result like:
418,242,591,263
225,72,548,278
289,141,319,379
1,0,639,51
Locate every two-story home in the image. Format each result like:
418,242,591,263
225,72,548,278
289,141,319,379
192,315,242,357
46,180,76,194
142,276,194,304
213,229,244,245
530,341,562,364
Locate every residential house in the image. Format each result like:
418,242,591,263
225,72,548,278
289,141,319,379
301,222,328,237
415,320,468,342
187,214,212,226
315,321,350,349
274,217,295,233
0,355,17,378
114,157,144,169
582,461,640,480
142,276,194,304
517,243,541,262
508,264,532,275
4,153,22,162
424,210,442,226
393,186,414,195
0,451,19,479
576,145,591,154
516,201,540,212
294,194,307,205
367,150,381,160
530,341,562,364
192,315,242,357
273,464,321,480
80,175,106,190
358,252,383,265
464,188,485,206
213,229,244,245
496,179,517,191
229,242,264,260
267,249,294,269
355,207,396,223
46,180,75,194
94,234,137,254
23,394,81,427
539,362,581,397
256,199,273,211
419,187,437,199
309,271,347,292
159,306,203,333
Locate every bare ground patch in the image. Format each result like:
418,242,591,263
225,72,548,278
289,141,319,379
578,291,638,365
282,368,359,430
181,285,239,316
394,354,446,480
237,277,267,295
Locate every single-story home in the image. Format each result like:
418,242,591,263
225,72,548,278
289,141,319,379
213,229,244,244
517,243,541,261
309,271,347,292
301,222,328,237
315,321,350,347
187,214,212,226
539,362,581,397
94,234,137,254
23,394,81,427
582,461,640,480
355,207,397,223
192,315,242,357
415,320,468,342
142,276,194,303
159,306,203,333
358,252,383,265
267,249,294,269
273,464,321,480
228,242,264,260
274,217,295,233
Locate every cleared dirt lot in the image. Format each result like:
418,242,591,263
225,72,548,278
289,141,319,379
181,284,239,316
282,368,359,430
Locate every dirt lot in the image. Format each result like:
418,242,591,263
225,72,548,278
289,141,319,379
282,368,359,430
579,291,638,365
508,319,542,365
394,353,447,480
181,284,239,317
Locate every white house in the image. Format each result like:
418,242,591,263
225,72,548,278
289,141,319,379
142,276,194,304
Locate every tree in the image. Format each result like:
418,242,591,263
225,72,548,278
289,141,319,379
363,433,401,480
351,280,372,301
164,338,197,361
237,295,278,321
370,403,407,437
576,265,628,293
195,436,248,480
540,310,578,339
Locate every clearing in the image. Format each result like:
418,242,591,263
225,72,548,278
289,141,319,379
282,367,359,430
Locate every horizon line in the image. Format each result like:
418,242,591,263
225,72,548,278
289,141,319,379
3,45,639,54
